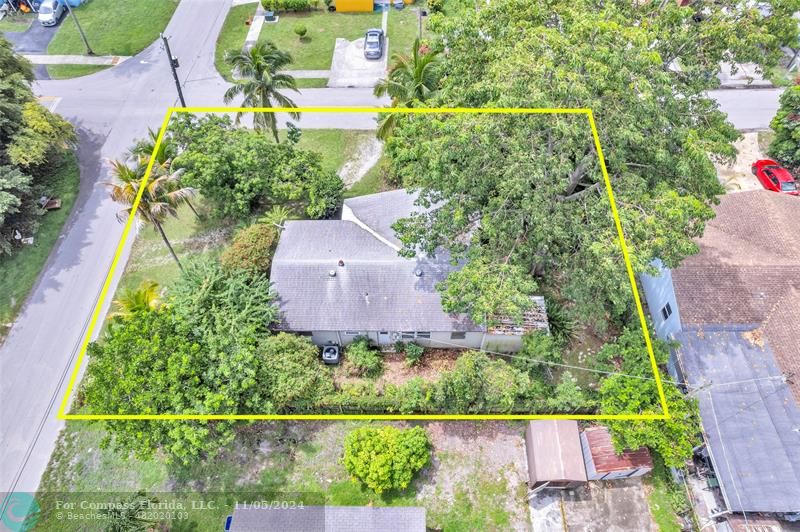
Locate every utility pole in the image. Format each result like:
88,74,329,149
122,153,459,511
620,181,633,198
160,33,186,107
63,2,94,56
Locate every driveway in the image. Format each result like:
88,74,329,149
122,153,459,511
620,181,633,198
327,37,388,88
3,16,60,79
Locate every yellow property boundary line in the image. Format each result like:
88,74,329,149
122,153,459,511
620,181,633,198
58,107,671,421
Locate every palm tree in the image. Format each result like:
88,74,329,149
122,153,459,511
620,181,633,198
223,42,300,142
108,280,162,320
105,159,196,270
374,38,442,140
128,127,175,166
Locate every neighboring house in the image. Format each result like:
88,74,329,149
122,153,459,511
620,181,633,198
227,505,426,532
639,190,800,520
580,425,652,481
270,189,548,351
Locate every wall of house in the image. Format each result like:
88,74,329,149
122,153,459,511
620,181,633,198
309,331,487,349
639,259,682,340
481,333,524,353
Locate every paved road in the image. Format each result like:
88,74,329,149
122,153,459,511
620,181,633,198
3,18,60,79
710,88,783,131
0,0,389,500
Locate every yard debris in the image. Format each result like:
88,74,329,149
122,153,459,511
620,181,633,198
742,328,765,348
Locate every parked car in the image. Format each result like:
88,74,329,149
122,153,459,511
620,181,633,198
364,28,384,60
751,159,799,195
38,0,65,27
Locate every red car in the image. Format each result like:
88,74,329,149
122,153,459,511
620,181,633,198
751,160,799,195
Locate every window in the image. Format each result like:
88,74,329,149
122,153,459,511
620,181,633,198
344,331,361,336
416,331,431,339
450,332,466,340
401,331,415,339
297,331,313,337
661,302,673,321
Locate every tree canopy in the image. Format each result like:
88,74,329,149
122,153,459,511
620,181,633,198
386,0,795,327
768,84,800,173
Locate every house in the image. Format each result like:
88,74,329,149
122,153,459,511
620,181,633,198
580,425,652,481
270,189,548,351
227,504,425,532
525,420,588,492
639,190,800,519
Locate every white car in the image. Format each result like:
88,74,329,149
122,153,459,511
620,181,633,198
38,0,66,27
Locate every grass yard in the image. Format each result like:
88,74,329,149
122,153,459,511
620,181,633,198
48,0,179,56
46,64,110,79
292,129,376,174
387,3,429,57
645,456,692,532
215,3,256,82
0,12,33,32
345,153,391,198
36,420,531,531
0,154,80,339
294,77,329,88
258,11,382,70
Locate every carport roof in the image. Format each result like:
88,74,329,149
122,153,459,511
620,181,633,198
675,328,800,513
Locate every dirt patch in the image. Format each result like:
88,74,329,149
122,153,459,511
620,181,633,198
339,137,383,187
715,132,765,193
333,348,461,391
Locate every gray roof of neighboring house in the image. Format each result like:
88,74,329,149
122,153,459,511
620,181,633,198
525,420,587,485
271,219,481,332
229,505,426,532
675,327,800,513
342,188,424,249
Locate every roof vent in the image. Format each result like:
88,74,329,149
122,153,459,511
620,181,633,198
338,259,345,267
328,270,336,277
414,269,423,277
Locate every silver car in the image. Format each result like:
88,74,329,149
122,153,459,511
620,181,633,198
364,29,384,60
38,0,66,27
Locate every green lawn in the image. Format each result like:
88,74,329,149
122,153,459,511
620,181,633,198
0,154,80,337
646,455,691,532
294,77,329,88
215,3,256,82
258,11,382,70
48,0,179,56
0,12,33,32
387,3,429,57
293,129,375,174
46,64,110,79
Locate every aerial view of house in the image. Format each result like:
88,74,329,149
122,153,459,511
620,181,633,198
1,0,799,530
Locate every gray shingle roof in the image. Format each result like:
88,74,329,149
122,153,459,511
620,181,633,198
271,219,481,331
342,189,424,249
230,505,426,532
675,328,800,513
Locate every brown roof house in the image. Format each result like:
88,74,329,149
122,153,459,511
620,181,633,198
580,426,653,481
638,190,800,517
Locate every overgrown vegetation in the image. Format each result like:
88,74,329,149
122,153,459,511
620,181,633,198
767,83,800,173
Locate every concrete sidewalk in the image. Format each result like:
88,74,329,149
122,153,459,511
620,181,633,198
22,54,130,66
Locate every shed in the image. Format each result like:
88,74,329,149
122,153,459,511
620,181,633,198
525,420,587,491
580,426,653,481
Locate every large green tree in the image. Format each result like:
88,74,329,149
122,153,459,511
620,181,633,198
386,0,796,327
173,116,342,220
598,327,700,468
767,84,800,173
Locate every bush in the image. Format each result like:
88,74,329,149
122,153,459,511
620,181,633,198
220,223,279,275
427,0,444,14
543,296,576,346
343,425,430,494
404,342,424,367
345,337,383,377
262,0,314,12
294,24,308,39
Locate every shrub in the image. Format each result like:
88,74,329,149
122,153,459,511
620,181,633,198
294,24,308,39
404,342,424,367
219,223,279,275
385,378,433,414
262,0,314,12
427,0,444,13
343,425,430,494
544,296,576,346
345,337,383,377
